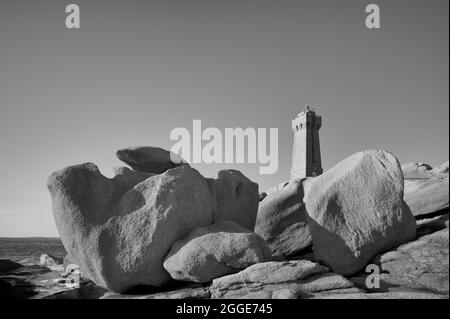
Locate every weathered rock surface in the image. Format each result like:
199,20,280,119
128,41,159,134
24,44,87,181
163,221,271,283
212,260,329,288
372,227,449,294
101,285,210,299
47,164,213,292
210,260,356,299
432,161,449,175
304,150,417,276
10,212,448,299
311,291,446,299
348,217,449,298
255,178,311,257
116,146,189,174
401,162,434,179
402,161,449,179
401,160,449,217
404,176,448,218
265,181,290,196
0,260,79,299
39,254,64,272
207,170,259,230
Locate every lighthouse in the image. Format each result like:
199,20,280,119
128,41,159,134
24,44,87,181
290,105,323,179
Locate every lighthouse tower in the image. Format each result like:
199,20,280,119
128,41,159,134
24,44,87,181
290,105,323,179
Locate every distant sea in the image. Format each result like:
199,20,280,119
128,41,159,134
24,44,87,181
0,238,67,265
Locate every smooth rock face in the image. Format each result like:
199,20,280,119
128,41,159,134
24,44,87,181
207,170,259,230
116,146,189,174
47,164,213,292
304,150,417,276
163,221,271,283
255,179,311,257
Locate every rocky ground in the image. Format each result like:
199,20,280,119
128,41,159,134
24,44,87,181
1,149,448,299
1,211,447,299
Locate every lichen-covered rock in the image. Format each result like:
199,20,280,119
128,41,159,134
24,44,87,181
304,150,416,276
47,164,213,292
255,178,311,257
163,221,271,283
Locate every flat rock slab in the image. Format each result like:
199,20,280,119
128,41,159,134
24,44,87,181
101,286,210,299
209,260,357,299
311,291,447,299
349,226,449,296
211,272,355,299
375,228,449,294
404,177,449,217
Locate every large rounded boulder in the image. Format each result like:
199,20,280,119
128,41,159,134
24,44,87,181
47,164,213,292
163,221,271,283
304,150,416,276
255,178,311,257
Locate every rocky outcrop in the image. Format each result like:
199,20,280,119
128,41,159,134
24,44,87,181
101,285,210,299
372,227,449,294
304,150,416,276
255,179,311,257
163,221,271,283
402,161,449,218
116,146,189,174
401,162,434,179
210,260,356,298
47,157,260,293
432,161,449,175
207,170,259,231
402,161,449,179
348,215,449,298
401,160,449,217
404,178,449,217
39,254,64,271
47,164,213,292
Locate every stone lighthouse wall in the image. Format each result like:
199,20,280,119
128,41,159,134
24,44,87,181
290,110,323,179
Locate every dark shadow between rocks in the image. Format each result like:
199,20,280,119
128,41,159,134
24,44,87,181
122,280,206,296
42,282,108,299
0,277,38,299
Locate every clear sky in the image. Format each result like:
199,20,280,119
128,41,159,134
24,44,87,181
0,0,448,237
